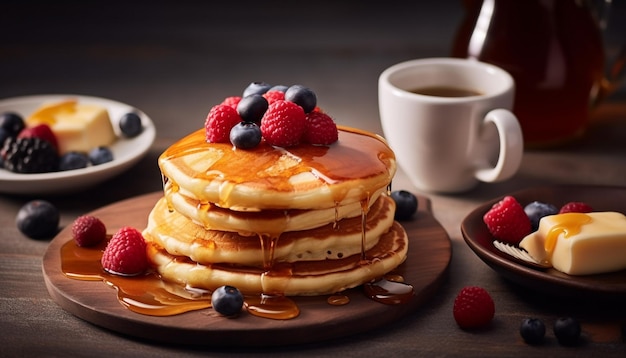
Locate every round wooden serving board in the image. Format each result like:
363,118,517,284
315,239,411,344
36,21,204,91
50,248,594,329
43,192,451,347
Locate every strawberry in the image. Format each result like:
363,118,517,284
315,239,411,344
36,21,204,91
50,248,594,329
71,215,107,247
559,201,593,214
220,96,242,109
205,104,242,143
262,90,285,105
453,286,495,329
260,100,306,147
101,226,149,276
483,196,531,244
18,124,59,152
303,111,338,145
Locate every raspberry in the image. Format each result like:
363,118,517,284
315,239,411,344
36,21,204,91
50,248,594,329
71,215,107,247
220,96,242,109
559,201,593,214
260,100,306,147
18,124,59,152
453,286,495,329
101,226,149,276
302,111,338,145
205,104,242,143
263,90,285,105
483,196,531,244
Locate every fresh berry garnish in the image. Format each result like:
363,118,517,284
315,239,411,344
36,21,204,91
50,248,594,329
236,94,268,124
71,215,107,247
260,100,307,147
520,318,546,345
1,137,59,173
559,201,593,214
524,201,558,231
119,112,143,138
483,196,532,244
553,317,581,346
452,286,495,329
205,104,242,143
18,123,59,151
0,112,25,136
220,96,242,109
285,85,317,113
59,151,90,171
211,285,244,317
89,146,114,165
230,122,262,149
101,226,149,276
269,84,289,93
263,90,286,105
15,200,60,239
243,81,272,97
390,190,418,221
302,111,338,145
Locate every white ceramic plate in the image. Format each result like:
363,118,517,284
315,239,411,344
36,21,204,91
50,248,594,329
0,94,156,195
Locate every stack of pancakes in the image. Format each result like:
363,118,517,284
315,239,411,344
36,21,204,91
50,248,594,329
143,126,409,296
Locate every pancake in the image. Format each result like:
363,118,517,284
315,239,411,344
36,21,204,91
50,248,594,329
146,221,408,296
165,187,385,235
159,126,396,211
143,194,396,266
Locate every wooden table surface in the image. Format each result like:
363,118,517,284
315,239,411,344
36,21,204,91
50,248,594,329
1,1,625,357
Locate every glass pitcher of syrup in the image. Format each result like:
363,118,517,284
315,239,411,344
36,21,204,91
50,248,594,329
452,0,625,148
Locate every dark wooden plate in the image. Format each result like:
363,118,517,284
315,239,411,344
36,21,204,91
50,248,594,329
461,185,626,301
43,192,451,347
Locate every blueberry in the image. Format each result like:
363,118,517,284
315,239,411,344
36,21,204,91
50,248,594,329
243,81,272,97
269,85,289,93
236,94,268,124
59,151,90,171
524,201,558,231
230,122,262,149
285,85,317,113
0,112,25,136
119,112,143,138
16,200,60,239
390,190,418,221
211,285,244,317
0,127,11,146
554,317,581,346
520,318,546,345
89,146,114,165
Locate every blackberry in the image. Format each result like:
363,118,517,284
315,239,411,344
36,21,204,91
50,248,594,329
1,137,59,173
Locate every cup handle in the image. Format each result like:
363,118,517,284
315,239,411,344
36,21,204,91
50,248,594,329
475,109,524,182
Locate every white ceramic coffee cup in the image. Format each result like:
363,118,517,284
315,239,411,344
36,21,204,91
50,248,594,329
379,58,524,193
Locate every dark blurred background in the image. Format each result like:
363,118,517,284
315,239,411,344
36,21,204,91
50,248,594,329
0,0,464,137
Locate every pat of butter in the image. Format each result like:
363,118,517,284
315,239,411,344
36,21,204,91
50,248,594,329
519,212,626,275
27,100,116,154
